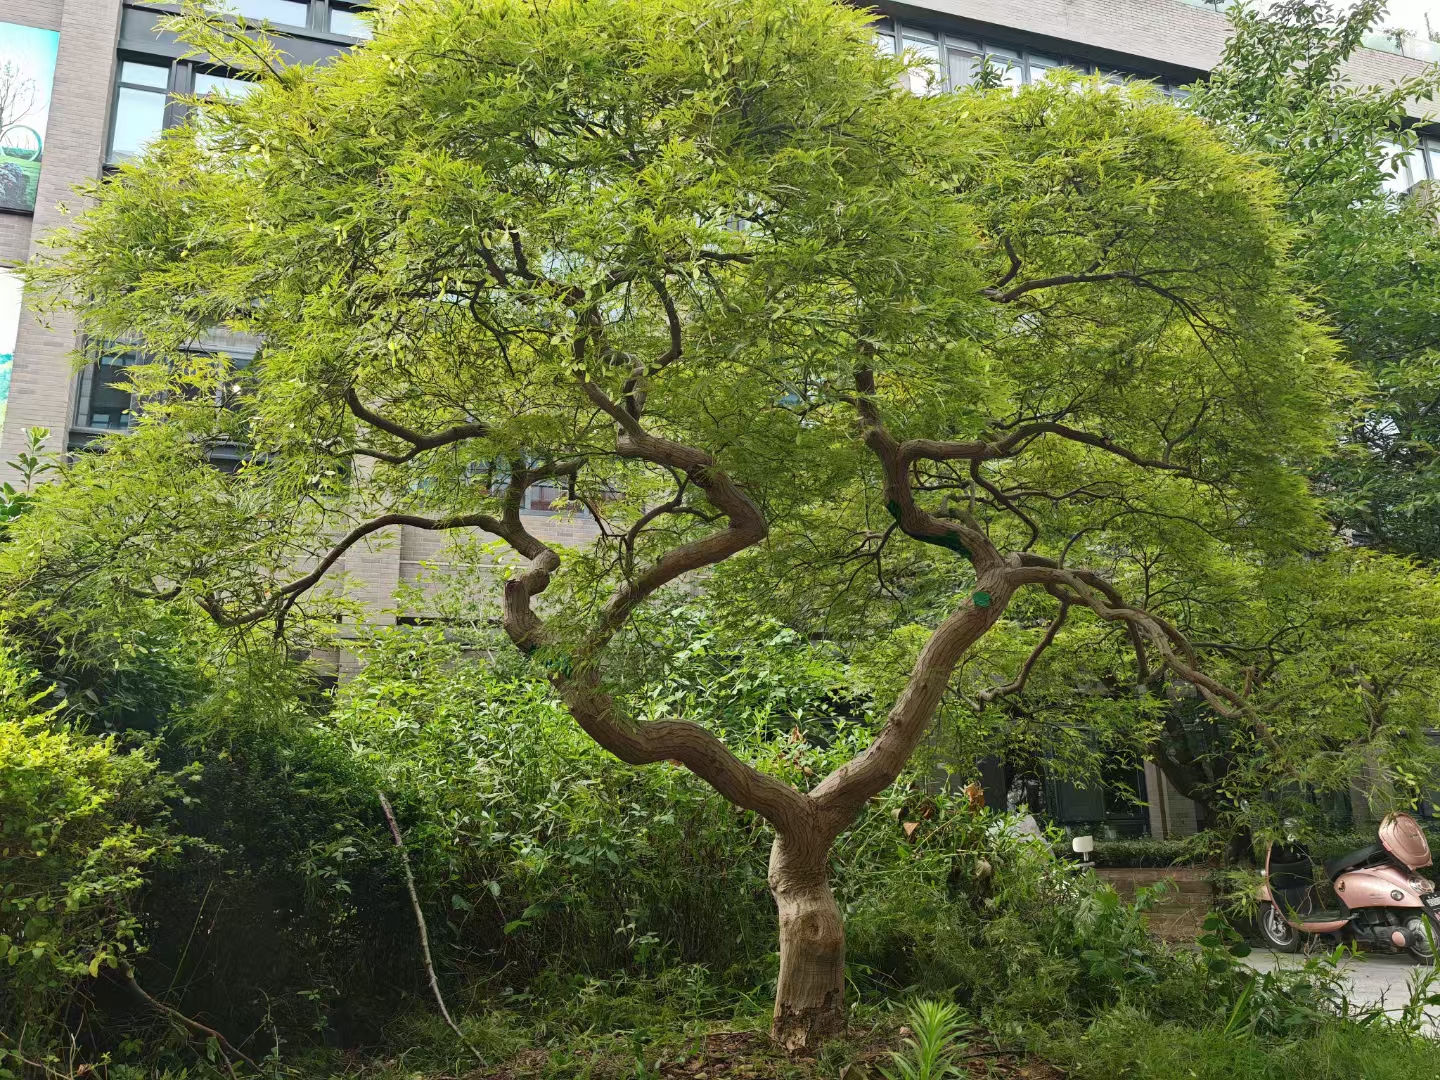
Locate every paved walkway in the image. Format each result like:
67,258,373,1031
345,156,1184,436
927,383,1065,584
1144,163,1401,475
1243,949,1440,1034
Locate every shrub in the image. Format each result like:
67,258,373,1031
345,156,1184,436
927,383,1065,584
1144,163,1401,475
322,627,779,985
0,649,186,1051
1084,837,1197,868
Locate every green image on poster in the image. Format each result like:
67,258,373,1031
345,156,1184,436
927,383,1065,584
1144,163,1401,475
0,22,60,213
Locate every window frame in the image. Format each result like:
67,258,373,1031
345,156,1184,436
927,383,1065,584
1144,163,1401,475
327,1,374,39
71,347,142,434
1381,133,1440,196
106,57,273,165
107,57,180,163
872,15,1191,97
228,0,313,30
69,341,257,444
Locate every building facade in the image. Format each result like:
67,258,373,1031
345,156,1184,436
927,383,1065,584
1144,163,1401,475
1,0,1435,836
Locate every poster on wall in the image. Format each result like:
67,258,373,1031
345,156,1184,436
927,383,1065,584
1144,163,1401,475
0,269,18,438
0,22,60,213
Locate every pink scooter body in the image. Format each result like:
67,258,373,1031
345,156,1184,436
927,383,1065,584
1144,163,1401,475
1257,812,1440,951
1336,864,1429,910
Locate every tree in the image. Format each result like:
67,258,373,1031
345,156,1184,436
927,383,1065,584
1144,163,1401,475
23,0,1342,1047
1190,1,1440,558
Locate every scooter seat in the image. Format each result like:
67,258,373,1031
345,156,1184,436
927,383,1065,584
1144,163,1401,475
1324,843,1385,880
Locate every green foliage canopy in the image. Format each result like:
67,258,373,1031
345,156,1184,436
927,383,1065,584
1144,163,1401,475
1190,0,1440,558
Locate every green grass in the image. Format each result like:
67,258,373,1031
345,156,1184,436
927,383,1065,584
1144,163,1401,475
1049,1007,1440,1080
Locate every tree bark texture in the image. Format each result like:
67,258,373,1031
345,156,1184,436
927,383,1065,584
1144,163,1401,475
768,835,846,1052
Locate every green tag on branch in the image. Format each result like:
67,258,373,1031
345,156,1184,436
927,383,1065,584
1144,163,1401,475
533,646,574,678
973,591,992,608
884,499,974,562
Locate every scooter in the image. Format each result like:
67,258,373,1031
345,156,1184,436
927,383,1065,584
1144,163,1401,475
1257,812,1440,964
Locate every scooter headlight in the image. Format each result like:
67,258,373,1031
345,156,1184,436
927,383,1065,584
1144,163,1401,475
1410,875,1435,893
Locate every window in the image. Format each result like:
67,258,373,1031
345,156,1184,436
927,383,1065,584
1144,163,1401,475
528,484,563,512
1424,141,1440,183
109,62,169,162
109,3,370,163
874,16,1178,97
900,26,942,96
1382,144,1421,195
1026,54,1061,84
873,21,895,57
1380,137,1440,196
194,71,258,99
329,3,373,39
109,61,265,164
72,344,254,438
986,47,1024,90
945,37,984,89
73,350,138,431
229,0,309,26
212,0,372,37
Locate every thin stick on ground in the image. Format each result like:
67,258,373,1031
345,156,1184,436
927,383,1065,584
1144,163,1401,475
378,790,484,1064
110,964,260,1077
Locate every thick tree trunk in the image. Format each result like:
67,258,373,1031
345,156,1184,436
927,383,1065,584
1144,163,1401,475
768,834,845,1052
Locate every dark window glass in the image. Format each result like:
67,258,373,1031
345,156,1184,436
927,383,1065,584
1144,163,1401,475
1103,766,1147,813
75,352,137,430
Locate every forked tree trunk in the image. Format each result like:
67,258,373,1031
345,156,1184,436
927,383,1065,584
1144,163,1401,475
768,834,845,1051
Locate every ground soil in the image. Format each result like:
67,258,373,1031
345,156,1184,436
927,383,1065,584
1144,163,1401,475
453,1028,1065,1080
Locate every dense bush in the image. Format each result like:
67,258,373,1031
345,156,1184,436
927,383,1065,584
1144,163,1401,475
135,705,415,1048
0,595,1432,1075
4,608,1436,1077
323,626,1240,1036
0,647,186,1061
321,627,780,988
1084,838,1197,868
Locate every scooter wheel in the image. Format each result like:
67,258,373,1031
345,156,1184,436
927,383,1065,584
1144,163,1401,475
1406,914,1436,966
1258,902,1302,952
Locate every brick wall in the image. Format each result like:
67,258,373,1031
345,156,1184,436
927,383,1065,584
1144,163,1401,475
0,0,122,477
1096,866,1213,941
0,210,31,265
